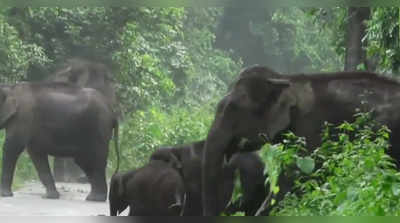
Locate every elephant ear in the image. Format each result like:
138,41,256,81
263,78,298,140
235,76,291,109
0,88,17,128
246,78,291,116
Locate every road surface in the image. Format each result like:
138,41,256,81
0,181,126,216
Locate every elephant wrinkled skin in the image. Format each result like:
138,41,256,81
0,82,118,201
109,159,186,216
202,65,400,215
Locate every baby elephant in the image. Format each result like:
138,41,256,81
150,140,267,216
109,158,186,216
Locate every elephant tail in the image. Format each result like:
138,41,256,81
113,120,120,174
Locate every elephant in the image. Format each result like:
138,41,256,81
149,140,267,216
47,58,120,183
109,159,186,216
0,82,119,201
202,65,400,215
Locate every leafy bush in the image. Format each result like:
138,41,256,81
225,112,399,216
0,13,49,83
263,112,400,216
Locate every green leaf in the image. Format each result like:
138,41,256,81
392,183,400,196
296,156,315,174
272,185,280,194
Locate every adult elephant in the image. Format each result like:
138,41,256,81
0,82,119,201
150,140,267,216
202,65,400,215
109,159,186,216
47,58,120,183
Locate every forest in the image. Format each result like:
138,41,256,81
0,6,399,216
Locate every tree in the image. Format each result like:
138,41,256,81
344,7,370,71
365,7,400,73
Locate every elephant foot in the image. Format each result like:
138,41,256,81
42,191,60,199
0,189,13,197
86,192,106,202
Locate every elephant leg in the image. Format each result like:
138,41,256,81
128,207,134,216
75,151,107,202
1,138,25,197
53,157,66,182
27,150,59,199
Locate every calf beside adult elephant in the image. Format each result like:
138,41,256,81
0,82,119,201
150,140,267,216
202,65,400,215
109,159,186,216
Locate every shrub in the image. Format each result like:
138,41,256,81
266,112,400,216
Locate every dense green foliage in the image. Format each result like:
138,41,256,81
258,8,345,72
366,7,400,73
0,7,240,180
0,13,48,83
254,113,400,216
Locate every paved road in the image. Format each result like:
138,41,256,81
0,181,122,216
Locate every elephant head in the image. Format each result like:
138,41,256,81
202,65,298,215
109,172,131,216
0,85,17,129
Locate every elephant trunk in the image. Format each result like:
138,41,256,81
202,128,232,216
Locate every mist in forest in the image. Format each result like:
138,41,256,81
212,7,344,74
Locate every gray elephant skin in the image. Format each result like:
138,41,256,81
150,140,267,216
0,82,119,201
202,65,400,215
109,159,186,216
47,58,119,183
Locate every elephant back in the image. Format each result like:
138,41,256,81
47,58,120,118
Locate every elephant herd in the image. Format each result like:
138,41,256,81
2,59,400,216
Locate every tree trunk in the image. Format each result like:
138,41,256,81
344,7,371,71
